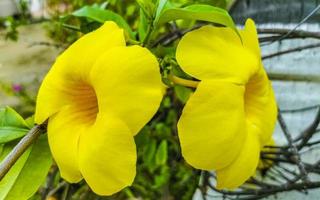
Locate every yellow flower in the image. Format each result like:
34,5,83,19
176,19,277,189
35,22,163,195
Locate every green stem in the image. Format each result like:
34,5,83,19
169,75,199,88
142,21,154,47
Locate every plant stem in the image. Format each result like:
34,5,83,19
258,28,320,42
142,22,154,47
169,75,199,88
268,73,320,82
169,72,320,89
0,121,47,181
278,111,310,183
262,43,320,60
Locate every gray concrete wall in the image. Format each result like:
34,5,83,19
194,0,320,199
231,0,320,24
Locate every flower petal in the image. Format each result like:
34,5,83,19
90,46,163,135
177,80,246,170
35,21,125,124
78,114,136,195
245,68,278,145
216,123,260,189
176,25,259,83
47,106,87,183
239,19,261,57
55,21,126,81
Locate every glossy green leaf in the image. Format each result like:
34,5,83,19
0,144,31,200
154,3,236,32
156,140,168,165
0,127,28,144
72,5,134,38
0,107,29,144
0,135,52,200
0,107,28,129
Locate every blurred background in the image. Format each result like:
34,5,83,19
0,0,319,199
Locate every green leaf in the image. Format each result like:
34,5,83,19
174,85,193,103
0,107,29,144
72,5,134,38
155,0,168,20
0,135,52,200
155,123,171,138
138,8,149,42
24,116,34,129
143,139,157,167
0,144,31,200
135,126,151,147
0,107,28,128
195,0,227,9
153,165,170,188
0,127,29,144
155,140,168,165
154,3,237,32
0,145,4,158
136,0,156,19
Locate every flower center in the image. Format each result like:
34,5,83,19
70,82,99,125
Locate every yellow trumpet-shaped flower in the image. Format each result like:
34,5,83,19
35,22,163,195
176,19,277,189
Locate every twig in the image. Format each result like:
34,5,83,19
41,166,58,200
277,164,300,178
280,104,320,113
28,41,64,49
210,181,320,197
277,111,309,182
262,43,320,60
0,121,47,181
258,28,320,39
265,4,320,44
296,109,320,149
151,24,203,48
305,138,320,147
46,181,68,198
269,167,293,183
258,28,320,43
260,155,294,164
268,73,320,83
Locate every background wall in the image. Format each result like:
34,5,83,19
195,0,320,199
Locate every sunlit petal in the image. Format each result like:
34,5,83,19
240,18,261,57
216,124,260,189
35,21,125,124
79,114,136,195
178,80,246,170
47,106,87,182
176,25,259,84
90,46,163,135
